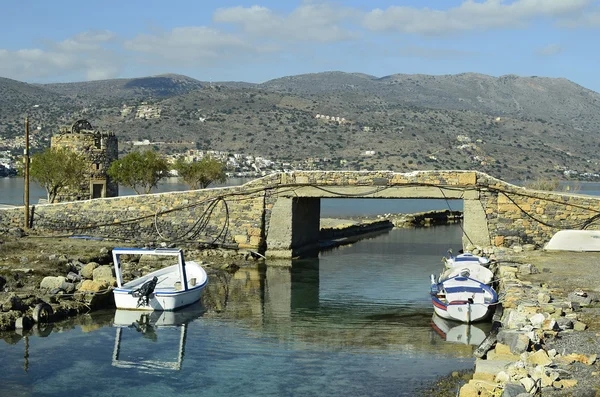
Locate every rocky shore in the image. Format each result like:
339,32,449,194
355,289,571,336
451,246,600,397
0,234,258,334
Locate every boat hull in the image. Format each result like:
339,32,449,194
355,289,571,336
114,285,205,311
430,275,497,323
432,297,492,323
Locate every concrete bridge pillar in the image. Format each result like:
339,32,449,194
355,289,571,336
462,190,491,248
266,197,321,258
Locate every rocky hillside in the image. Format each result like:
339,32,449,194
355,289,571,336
41,73,204,104
1,72,599,181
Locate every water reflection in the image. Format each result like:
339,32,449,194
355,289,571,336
430,314,491,346
112,307,205,372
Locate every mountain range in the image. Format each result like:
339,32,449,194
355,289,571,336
1,71,600,181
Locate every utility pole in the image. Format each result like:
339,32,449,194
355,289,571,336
24,117,30,229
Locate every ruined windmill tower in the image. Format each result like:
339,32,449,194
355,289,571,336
50,120,118,202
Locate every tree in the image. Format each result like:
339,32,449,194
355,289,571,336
107,150,170,194
29,147,88,203
174,155,227,190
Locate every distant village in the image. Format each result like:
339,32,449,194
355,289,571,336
1,116,599,180
0,132,339,179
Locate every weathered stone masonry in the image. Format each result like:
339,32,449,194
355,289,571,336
1,171,600,257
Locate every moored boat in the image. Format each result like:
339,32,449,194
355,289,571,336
437,262,494,285
443,249,490,268
112,248,208,311
430,274,498,323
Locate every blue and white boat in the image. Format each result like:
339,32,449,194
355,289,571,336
430,274,498,323
438,262,494,285
112,248,208,311
443,249,490,268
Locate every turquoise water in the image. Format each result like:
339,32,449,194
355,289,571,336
0,226,482,396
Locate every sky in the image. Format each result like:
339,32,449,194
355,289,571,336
1,0,600,92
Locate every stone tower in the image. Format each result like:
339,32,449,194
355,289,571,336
50,120,118,202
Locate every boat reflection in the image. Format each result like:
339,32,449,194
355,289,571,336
111,305,205,372
430,313,488,346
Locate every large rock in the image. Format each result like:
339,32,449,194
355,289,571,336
526,350,552,366
520,377,537,393
92,265,115,285
500,383,527,397
81,262,100,279
475,358,513,377
39,276,67,290
497,330,530,354
459,383,479,397
503,309,530,329
568,291,593,306
529,313,546,328
78,280,110,292
0,275,6,290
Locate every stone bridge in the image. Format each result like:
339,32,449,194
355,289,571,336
2,170,600,258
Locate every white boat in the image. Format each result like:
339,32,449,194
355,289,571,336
430,275,498,323
112,248,208,311
545,230,600,251
437,262,494,285
443,249,490,268
430,313,487,345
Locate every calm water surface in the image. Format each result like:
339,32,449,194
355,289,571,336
0,225,486,396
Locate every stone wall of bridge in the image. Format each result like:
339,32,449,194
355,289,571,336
1,170,600,257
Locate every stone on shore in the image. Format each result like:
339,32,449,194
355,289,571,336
500,383,527,397
573,321,587,331
526,350,552,366
81,262,100,279
78,280,110,292
459,383,479,397
92,265,115,286
475,358,513,377
520,377,537,393
39,276,67,290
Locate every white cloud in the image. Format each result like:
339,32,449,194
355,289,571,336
54,30,117,52
362,0,595,35
558,9,600,27
213,3,360,43
123,26,267,65
536,43,563,56
0,30,121,82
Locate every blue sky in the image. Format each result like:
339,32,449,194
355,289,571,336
2,0,600,92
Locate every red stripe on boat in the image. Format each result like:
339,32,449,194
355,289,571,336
432,299,447,310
